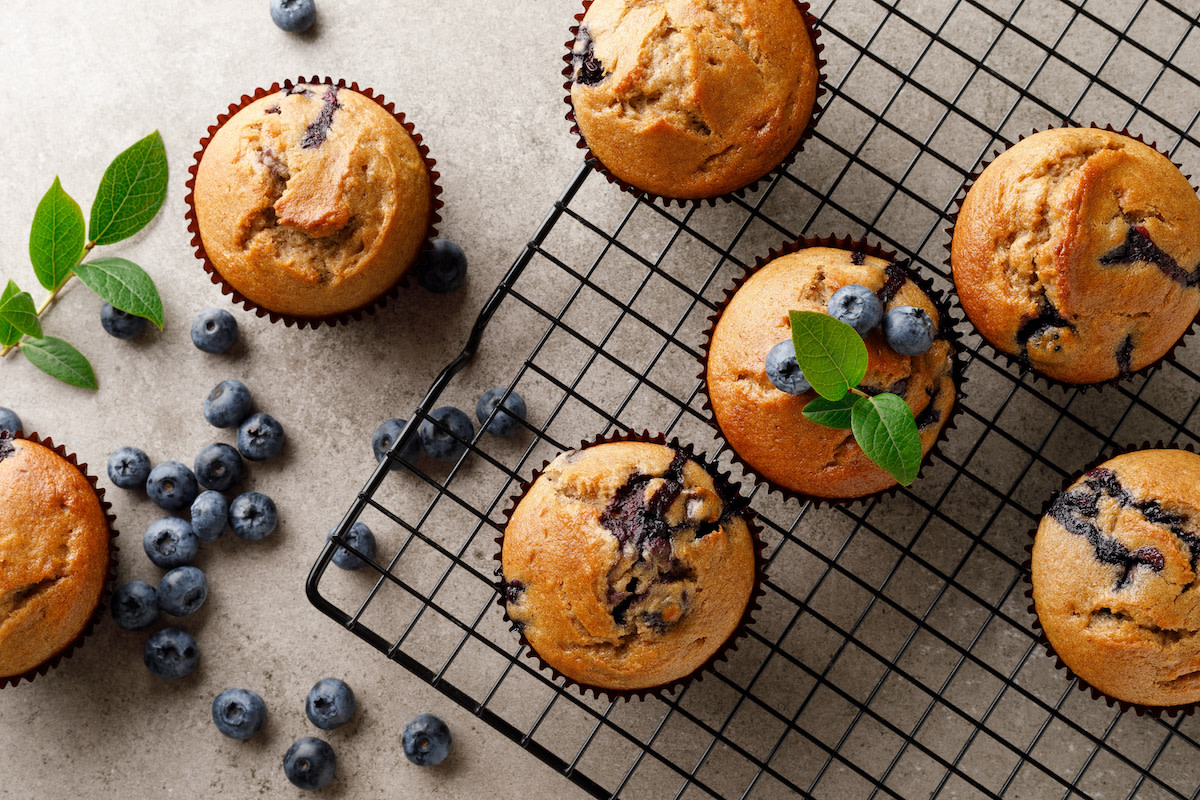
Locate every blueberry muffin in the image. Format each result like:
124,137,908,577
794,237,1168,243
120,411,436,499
0,434,114,685
567,0,821,200
704,244,957,500
501,440,758,694
1031,448,1200,709
951,127,1200,384
190,80,436,322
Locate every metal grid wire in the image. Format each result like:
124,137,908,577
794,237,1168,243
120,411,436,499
308,0,1200,797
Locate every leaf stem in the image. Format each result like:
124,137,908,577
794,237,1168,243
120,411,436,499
0,241,93,357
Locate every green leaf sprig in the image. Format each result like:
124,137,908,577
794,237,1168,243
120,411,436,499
789,309,923,485
0,131,168,389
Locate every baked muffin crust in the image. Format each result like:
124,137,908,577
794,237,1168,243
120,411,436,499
0,436,111,681
502,441,757,692
569,0,820,199
193,82,433,319
1032,449,1200,708
952,128,1200,384
705,246,956,499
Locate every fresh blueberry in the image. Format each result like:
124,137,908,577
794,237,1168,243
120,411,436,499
146,460,200,513
204,379,253,429
372,418,420,469
475,388,526,437
419,406,473,462
882,305,936,356
100,303,147,340
144,627,199,680
212,688,267,741
402,713,452,767
415,239,468,293
229,492,278,540
305,677,356,730
0,407,20,434
157,566,208,617
144,517,200,569
765,340,811,395
283,737,336,791
191,490,229,542
238,412,285,461
330,521,376,570
191,307,239,354
828,284,884,337
270,0,316,34
107,446,151,490
194,442,244,492
110,580,159,631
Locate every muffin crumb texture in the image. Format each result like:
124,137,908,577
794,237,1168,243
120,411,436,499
193,83,433,318
1032,449,1200,708
502,441,756,692
952,128,1200,384
0,437,111,681
570,0,819,199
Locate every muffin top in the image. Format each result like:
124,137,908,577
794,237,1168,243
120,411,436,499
501,441,757,692
569,0,820,200
193,82,433,319
0,436,111,681
951,127,1200,384
1032,449,1200,708
705,246,956,499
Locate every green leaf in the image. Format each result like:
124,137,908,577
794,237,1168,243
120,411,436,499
851,393,922,486
803,395,857,429
88,131,168,246
0,280,43,346
74,257,164,329
20,336,97,390
29,176,85,290
789,310,868,401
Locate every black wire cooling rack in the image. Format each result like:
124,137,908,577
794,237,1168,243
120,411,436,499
308,1,1200,797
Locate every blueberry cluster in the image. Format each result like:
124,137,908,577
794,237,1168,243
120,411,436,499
766,284,937,395
279,678,357,791
371,387,527,473
106,378,285,680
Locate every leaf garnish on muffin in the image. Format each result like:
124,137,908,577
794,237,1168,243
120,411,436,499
788,309,922,485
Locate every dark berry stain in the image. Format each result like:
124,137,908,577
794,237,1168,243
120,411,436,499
1016,300,1073,367
851,251,866,266
265,105,281,115
877,260,910,306
0,433,12,463
597,450,732,631
301,88,342,150
504,579,524,605
1116,335,1134,377
1045,466,1195,589
1099,225,1200,288
285,86,311,97
572,27,606,86
913,385,942,430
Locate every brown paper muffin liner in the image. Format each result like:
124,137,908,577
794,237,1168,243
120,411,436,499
184,76,444,330
563,0,827,207
492,429,766,702
697,233,967,508
0,431,119,689
1024,440,1200,718
945,123,1199,392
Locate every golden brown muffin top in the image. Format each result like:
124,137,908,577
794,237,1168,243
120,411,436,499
502,441,757,692
0,437,110,680
951,128,1200,384
193,83,432,318
569,0,819,199
705,247,955,499
1032,449,1200,708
